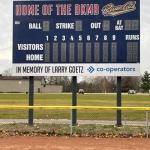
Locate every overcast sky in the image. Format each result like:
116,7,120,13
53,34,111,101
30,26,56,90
0,0,150,75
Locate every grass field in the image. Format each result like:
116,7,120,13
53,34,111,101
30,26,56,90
0,93,150,120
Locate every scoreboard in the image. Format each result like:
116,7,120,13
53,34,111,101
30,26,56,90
13,0,140,76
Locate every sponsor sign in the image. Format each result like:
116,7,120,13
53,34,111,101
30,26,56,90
13,0,140,76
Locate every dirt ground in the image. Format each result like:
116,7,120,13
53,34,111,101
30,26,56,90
0,137,150,150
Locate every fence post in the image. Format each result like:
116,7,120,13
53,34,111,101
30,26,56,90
146,111,149,138
116,76,122,126
28,76,34,126
71,76,77,126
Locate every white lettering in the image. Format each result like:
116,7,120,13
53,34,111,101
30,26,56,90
29,23,42,29
126,35,140,40
26,54,43,61
91,22,101,29
17,44,43,50
56,23,74,29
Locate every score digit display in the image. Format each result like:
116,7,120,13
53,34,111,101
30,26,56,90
13,0,140,76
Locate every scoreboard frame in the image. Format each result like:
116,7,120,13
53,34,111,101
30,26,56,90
12,0,140,76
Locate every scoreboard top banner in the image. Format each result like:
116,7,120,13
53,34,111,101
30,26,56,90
13,0,140,76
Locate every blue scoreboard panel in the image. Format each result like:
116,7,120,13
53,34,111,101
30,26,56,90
13,0,140,76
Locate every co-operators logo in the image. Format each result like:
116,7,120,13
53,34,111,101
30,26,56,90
87,66,95,73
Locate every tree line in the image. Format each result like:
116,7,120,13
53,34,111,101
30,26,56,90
2,68,150,93
42,71,150,93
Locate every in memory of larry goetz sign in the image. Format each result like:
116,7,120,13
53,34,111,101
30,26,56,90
13,0,140,76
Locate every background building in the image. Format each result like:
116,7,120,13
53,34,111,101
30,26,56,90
0,76,63,93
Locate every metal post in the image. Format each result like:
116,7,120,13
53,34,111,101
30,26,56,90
28,76,34,126
116,76,122,126
146,111,149,138
71,76,77,126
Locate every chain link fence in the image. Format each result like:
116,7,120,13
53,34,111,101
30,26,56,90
0,93,149,137
0,106,149,137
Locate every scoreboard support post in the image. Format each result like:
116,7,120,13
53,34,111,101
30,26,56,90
116,76,122,126
71,76,77,126
28,76,34,126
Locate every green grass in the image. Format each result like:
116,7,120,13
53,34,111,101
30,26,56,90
0,93,150,120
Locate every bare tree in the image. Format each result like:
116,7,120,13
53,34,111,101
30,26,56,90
122,76,141,92
42,76,71,92
3,68,12,76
